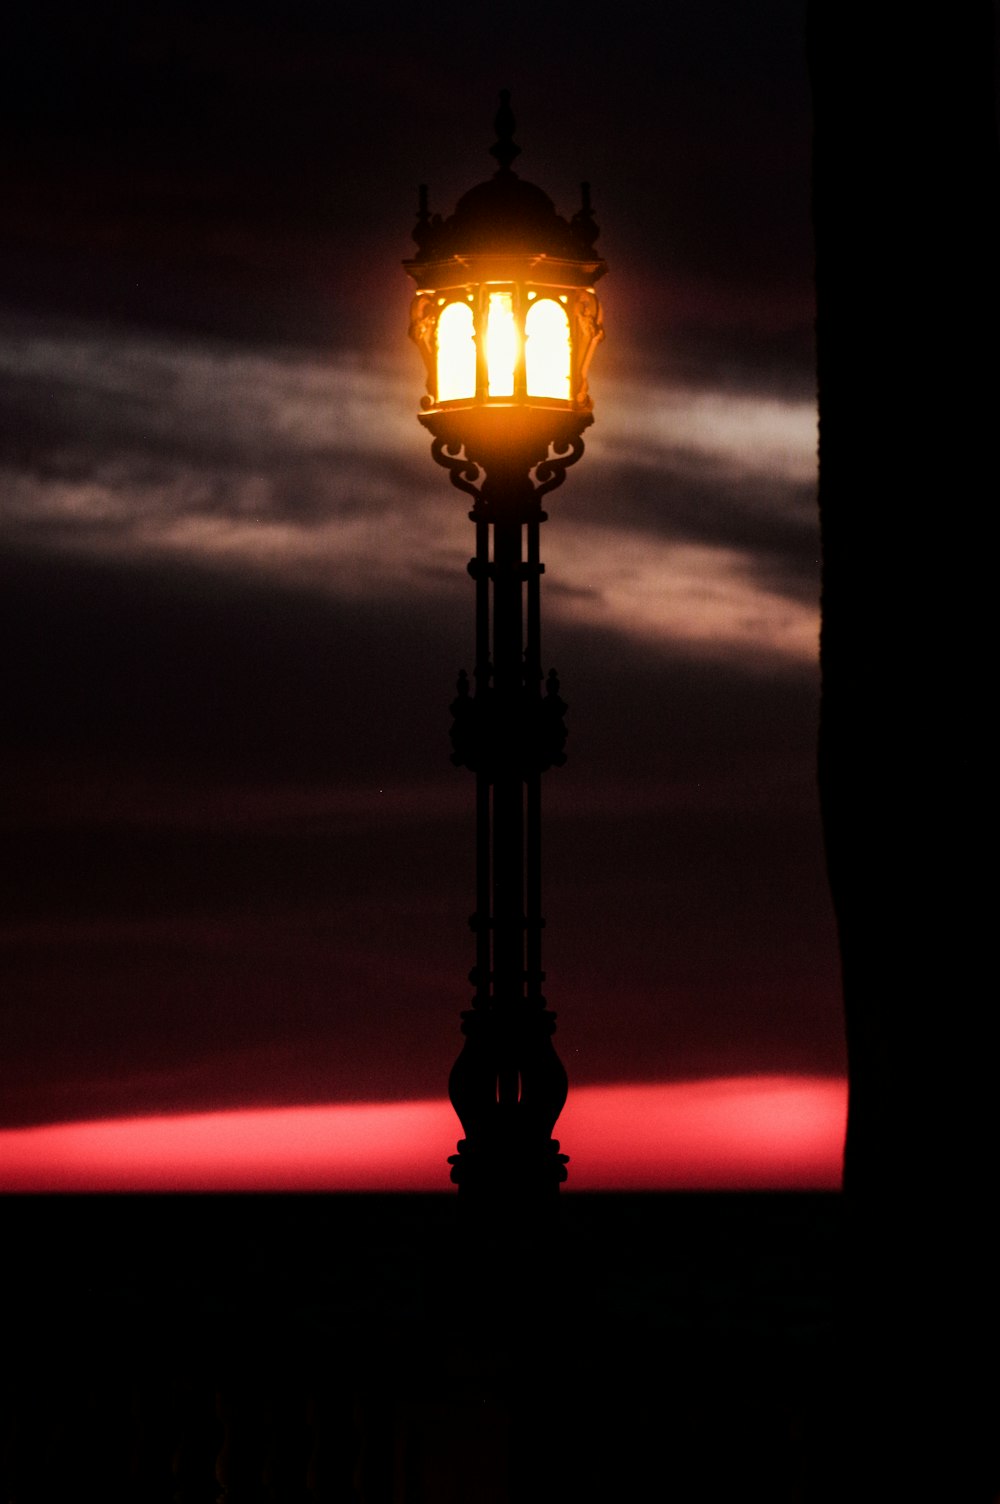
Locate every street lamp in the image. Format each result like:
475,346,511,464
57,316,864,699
405,92,607,1202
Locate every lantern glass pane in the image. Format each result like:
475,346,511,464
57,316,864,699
525,298,572,400
486,292,517,397
436,301,476,402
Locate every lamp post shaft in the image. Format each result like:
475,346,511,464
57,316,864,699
476,498,545,1011
491,511,525,1016
525,512,543,995
473,511,491,1011
446,477,570,1200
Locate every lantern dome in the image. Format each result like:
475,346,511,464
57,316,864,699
408,91,604,267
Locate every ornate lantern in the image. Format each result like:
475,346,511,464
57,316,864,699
405,91,607,483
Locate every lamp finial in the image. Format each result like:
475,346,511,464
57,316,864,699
489,89,521,173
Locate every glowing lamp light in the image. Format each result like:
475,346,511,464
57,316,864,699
411,272,603,421
486,290,517,397
436,300,476,401
525,295,572,400
423,282,587,410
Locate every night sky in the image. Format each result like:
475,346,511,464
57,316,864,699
1,2,844,1144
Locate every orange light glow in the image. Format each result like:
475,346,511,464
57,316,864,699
525,297,571,399
436,300,476,401
0,1077,846,1192
486,291,518,396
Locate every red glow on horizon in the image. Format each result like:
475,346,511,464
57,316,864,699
0,1076,845,1192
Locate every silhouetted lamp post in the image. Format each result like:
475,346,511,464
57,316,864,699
404,93,607,1200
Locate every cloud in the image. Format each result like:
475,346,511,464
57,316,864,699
1,314,819,665
545,525,818,661
591,375,817,487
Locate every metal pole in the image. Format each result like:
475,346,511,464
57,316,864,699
491,505,524,1110
473,511,491,1006
525,509,543,996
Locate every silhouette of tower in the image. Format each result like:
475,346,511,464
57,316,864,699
404,93,607,1201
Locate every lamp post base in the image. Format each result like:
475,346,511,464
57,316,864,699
448,1137,569,1202
448,1004,569,1201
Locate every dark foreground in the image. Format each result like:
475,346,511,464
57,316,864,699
4,1192,855,1500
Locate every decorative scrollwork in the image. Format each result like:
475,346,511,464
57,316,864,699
532,435,587,500
571,288,604,406
407,292,437,397
537,668,568,771
448,669,483,771
449,668,567,778
429,437,484,501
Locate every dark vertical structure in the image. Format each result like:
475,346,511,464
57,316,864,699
809,5,999,1495
404,96,607,1201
